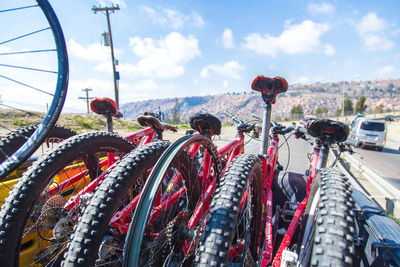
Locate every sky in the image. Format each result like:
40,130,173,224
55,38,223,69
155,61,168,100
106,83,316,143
1,0,400,113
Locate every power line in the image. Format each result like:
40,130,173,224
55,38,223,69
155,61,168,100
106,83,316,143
78,88,94,114
92,4,120,109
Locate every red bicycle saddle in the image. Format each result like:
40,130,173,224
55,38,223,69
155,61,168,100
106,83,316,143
251,75,288,104
90,97,119,117
137,115,163,131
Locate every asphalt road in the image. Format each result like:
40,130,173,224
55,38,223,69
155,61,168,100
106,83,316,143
350,121,400,190
213,130,313,176
353,146,400,190
191,122,400,190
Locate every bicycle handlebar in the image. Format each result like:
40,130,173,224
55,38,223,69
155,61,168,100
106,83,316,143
252,113,262,121
344,139,364,148
225,111,244,125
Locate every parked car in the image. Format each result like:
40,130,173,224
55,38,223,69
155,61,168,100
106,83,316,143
385,114,394,121
349,117,387,151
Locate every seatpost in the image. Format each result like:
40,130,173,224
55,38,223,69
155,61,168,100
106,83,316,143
316,139,330,169
105,114,113,133
260,102,272,155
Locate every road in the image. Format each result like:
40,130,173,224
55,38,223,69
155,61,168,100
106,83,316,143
214,129,313,176
350,121,400,190
170,122,400,190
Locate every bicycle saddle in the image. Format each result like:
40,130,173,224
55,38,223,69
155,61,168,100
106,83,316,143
251,75,288,104
137,115,163,131
189,113,221,136
306,119,349,142
90,97,122,118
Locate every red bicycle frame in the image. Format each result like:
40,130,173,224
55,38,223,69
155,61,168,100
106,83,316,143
272,136,322,266
108,132,246,236
44,127,158,211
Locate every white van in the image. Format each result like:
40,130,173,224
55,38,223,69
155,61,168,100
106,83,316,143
349,118,387,151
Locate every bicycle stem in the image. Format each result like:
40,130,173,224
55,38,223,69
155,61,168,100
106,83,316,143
260,102,272,155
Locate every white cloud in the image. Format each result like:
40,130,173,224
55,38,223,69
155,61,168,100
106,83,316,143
98,0,126,8
68,39,111,62
140,6,204,29
192,12,205,27
291,76,311,84
221,29,234,49
323,44,336,55
308,3,335,14
200,60,245,80
356,12,386,34
375,65,394,76
242,20,333,57
289,75,325,84
355,12,394,51
128,32,200,78
222,80,228,88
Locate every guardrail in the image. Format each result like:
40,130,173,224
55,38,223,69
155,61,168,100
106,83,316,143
334,149,400,218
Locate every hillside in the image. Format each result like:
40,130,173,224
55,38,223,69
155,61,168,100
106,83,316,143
121,78,400,122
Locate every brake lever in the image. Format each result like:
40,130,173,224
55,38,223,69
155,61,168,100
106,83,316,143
344,145,364,159
304,137,314,146
351,150,364,159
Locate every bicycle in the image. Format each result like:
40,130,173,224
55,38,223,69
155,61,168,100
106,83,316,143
195,87,364,267
0,97,177,266
106,77,295,267
0,0,69,179
273,119,362,266
61,109,272,266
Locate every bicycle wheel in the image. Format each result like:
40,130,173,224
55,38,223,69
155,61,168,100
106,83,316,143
0,132,133,266
124,135,222,266
195,153,263,266
0,0,69,179
0,124,76,181
299,169,355,267
62,140,171,266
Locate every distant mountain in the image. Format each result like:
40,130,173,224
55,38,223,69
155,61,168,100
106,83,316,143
120,79,400,122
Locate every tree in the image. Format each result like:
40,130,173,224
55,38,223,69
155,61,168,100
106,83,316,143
375,104,384,114
290,104,303,120
315,107,328,118
355,96,367,114
170,98,181,124
343,98,353,115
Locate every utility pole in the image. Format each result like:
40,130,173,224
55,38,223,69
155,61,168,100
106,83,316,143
92,5,120,109
78,88,93,114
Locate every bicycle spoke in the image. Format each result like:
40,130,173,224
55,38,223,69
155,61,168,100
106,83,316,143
0,63,57,74
0,27,50,46
0,49,56,56
0,74,54,96
0,5,37,13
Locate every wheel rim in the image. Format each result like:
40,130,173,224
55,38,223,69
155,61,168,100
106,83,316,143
0,0,68,179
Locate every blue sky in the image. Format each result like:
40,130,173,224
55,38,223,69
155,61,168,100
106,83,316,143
2,0,400,113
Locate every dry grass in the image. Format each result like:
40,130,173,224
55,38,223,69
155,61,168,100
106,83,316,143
0,109,144,136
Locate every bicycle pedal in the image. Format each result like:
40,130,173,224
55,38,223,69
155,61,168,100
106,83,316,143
277,227,286,235
276,163,284,171
282,201,302,224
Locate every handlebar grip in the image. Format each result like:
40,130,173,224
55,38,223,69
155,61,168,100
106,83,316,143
224,111,233,117
300,120,308,126
344,139,364,148
270,120,278,127
225,111,244,124
280,126,297,134
296,126,308,135
252,113,262,121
